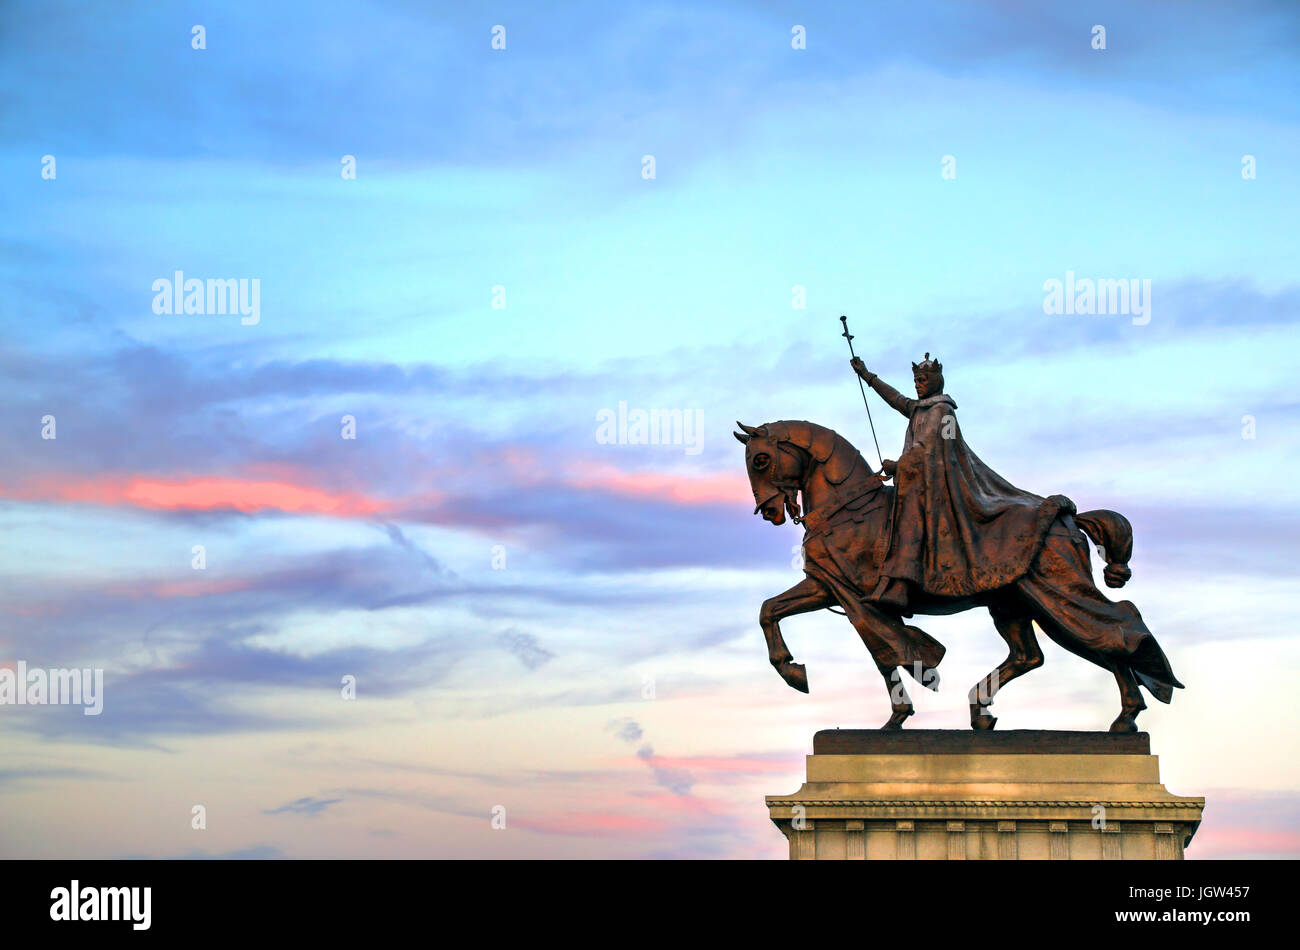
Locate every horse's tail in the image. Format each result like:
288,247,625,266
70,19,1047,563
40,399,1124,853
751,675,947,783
1075,509,1133,588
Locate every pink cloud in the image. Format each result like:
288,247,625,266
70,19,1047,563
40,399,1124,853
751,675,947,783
114,576,260,599
563,461,746,505
0,473,412,518
1190,827,1300,858
124,477,390,515
2,450,748,527
0,447,749,542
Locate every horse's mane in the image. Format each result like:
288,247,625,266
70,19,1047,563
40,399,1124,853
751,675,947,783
763,419,876,486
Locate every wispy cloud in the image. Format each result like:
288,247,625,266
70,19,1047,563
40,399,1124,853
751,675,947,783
264,795,344,817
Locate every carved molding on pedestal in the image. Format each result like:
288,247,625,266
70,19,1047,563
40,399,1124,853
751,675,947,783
1049,821,1070,860
768,730,1205,861
946,820,966,860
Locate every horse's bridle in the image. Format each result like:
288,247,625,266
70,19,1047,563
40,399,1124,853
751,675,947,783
753,434,885,534
752,440,808,525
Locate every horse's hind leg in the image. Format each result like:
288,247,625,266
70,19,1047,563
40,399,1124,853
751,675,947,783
969,604,1044,730
1109,663,1146,733
760,576,833,693
879,664,914,730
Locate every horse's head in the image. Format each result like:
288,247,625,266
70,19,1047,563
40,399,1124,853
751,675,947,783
734,421,807,525
736,419,881,527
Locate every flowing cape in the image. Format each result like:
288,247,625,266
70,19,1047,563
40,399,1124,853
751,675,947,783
876,390,1068,597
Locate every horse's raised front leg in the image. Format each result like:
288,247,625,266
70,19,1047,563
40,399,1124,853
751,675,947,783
759,576,833,693
969,604,1044,730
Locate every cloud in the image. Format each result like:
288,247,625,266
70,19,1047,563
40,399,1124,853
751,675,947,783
121,844,287,860
611,718,694,796
264,795,344,817
4,1,1296,166
510,812,670,837
627,751,802,777
10,678,310,748
1188,789,1300,859
611,718,644,744
497,630,555,671
0,473,402,517
564,462,746,505
0,767,111,787
636,745,695,796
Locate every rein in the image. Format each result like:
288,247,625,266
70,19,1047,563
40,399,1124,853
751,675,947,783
770,443,809,524
767,438,882,532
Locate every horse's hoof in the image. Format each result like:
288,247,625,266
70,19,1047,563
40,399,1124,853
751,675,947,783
1109,716,1138,733
776,661,808,693
971,713,998,731
880,708,913,730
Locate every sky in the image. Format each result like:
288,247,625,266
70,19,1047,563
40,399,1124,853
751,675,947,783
0,0,1298,859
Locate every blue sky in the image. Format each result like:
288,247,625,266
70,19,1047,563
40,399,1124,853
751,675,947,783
1,0,1298,858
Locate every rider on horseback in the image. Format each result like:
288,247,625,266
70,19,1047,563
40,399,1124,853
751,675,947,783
738,352,1183,730
851,353,1070,614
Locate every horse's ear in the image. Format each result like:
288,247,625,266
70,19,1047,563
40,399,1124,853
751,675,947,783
733,431,750,445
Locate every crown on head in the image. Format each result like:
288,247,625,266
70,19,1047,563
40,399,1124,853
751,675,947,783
911,352,943,375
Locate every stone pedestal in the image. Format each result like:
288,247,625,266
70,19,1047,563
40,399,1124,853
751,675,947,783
766,730,1203,860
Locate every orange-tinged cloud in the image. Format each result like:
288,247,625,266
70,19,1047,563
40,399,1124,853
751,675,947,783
123,477,389,515
0,454,741,524
1,474,403,517
565,462,746,505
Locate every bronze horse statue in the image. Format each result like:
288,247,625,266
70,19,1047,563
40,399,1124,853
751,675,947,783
735,419,1183,732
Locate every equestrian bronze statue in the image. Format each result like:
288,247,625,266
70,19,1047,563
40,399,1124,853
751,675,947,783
736,342,1183,732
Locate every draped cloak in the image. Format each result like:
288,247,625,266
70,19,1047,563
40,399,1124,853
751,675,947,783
869,379,1069,600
